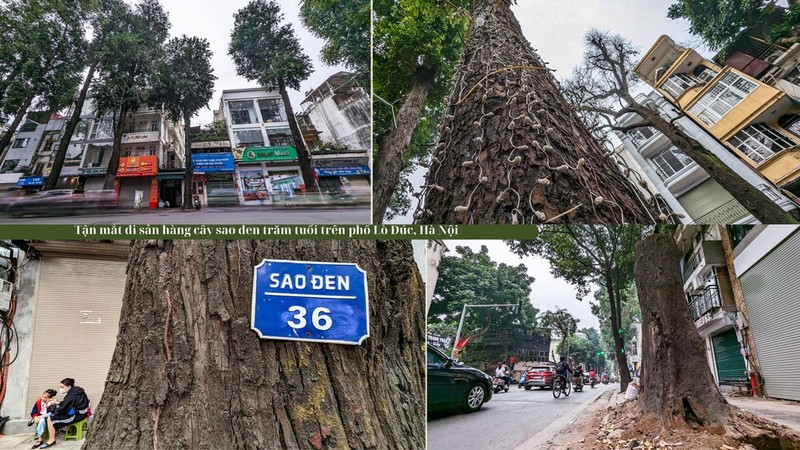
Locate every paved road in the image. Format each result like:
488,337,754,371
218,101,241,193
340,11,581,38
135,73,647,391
0,205,371,225
427,382,617,450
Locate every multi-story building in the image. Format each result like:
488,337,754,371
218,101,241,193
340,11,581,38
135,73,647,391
301,72,371,191
635,35,800,201
675,225,800,401
41,98,186,208
615,91,798,223
217,88,305,205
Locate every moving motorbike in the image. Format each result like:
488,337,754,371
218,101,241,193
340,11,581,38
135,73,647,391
572,374,584,392
601,374,609,384
590,376,597,388
492,376,510,393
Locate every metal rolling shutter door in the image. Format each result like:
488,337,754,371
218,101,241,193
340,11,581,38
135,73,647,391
740,230,800,401
711,328,747,382
26,256,126,411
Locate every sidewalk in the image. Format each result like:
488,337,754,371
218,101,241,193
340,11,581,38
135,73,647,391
727,395,800,432
0,432,84,450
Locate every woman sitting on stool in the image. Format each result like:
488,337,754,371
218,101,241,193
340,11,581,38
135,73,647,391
40,378,90,449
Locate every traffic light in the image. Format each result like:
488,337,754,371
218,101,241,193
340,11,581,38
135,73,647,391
618,328,624,335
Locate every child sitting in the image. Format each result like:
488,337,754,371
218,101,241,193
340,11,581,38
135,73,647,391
31,389,57,448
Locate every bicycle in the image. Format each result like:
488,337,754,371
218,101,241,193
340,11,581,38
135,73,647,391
552,373,572,398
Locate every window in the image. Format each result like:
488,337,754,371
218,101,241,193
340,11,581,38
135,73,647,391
626,126,657,148
662,73,697,98
649,146,695,180
89,118,113,140
149,121,159,132
1,160,19,172
694,66,719,83
228,100,258,125
688,72,757,126
258,99,287,123
784,66,800,86
12,138,29,148
266,127,293,146
779,114,800,139
233,129,265,147
728,123,796,164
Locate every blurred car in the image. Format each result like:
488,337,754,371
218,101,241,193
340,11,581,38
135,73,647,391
84,189,118,210
7,189,86,217
524,364,556,390
206,187,239,206
427,346,492,413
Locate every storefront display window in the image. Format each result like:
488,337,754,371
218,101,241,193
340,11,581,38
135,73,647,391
239,169,270,202
267,169,303,195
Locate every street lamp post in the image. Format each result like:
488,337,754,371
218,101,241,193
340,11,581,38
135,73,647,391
451,303,519,359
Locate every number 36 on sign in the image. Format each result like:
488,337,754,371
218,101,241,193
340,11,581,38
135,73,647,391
250,259,370,345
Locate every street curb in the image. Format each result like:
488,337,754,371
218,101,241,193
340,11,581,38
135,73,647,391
514,388,611,450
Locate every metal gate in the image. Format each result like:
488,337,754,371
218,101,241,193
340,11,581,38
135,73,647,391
740,230,800,401
711,328,746,382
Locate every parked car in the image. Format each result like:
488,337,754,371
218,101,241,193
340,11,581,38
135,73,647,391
524,364,556,390
427,346,493,413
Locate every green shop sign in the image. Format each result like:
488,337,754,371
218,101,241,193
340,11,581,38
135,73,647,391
241,146,298,162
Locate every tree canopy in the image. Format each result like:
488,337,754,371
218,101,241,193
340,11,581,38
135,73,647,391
428,245,539,365
229,0,313,92
539,308,578,357
299,0,370,80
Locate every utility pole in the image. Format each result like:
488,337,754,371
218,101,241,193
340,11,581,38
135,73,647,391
451,303,519,359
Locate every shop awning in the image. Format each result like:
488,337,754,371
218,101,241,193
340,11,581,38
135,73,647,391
314,165,371,177
156,172,186,180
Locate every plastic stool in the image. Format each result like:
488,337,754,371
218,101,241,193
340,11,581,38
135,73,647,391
64,418,88,441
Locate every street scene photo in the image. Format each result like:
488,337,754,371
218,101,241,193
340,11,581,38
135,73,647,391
0,240,426,449
0,0,370,224
426,226,800,449
377,0,800,225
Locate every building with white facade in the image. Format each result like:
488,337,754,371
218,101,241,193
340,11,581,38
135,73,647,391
616,91,798,223
218,88,305,205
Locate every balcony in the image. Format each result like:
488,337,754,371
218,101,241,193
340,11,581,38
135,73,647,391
681,240,725,287
688,285,723,321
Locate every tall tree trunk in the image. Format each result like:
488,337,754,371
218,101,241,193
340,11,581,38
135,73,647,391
103,103,129,190
85,240,425,450
182,112,193,210
279,79,316,191
46,59,98,191
606,272,632,392
373,66,437,223
0,93,35,163
719,225,764,394
415,0,657,224
634,233,731,427
629,102,797,224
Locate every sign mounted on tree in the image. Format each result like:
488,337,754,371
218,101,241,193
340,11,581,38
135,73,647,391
251,259,369,345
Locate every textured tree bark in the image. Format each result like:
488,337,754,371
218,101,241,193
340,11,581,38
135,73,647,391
45,58,98,191
103,102,129,190
182,113,193,210
373,67,437,224
415,0,657,224
0,93,35,163
279,79,316,191
606,275,632,392
634,233,731,427
84,240,425,450
629,103,798,224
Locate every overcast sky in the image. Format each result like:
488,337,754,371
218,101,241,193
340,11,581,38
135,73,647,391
442,240,601,332
158,0,348,126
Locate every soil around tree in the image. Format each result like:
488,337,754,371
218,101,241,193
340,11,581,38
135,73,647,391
559,397,800,450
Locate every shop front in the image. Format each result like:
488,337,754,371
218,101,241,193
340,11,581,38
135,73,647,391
116,156,158,209
156,171,185,208
78,167,108,191
193,152,237,206
235,146,303,205
16,176,45,193
310,153,370,192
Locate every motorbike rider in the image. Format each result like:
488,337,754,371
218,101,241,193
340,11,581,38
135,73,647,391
573,364,585,387
501,362,512,387
589,368,596,386
554,356,572,387
518,370,527,388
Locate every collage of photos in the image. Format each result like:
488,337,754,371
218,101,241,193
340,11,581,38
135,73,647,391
0,0,799,449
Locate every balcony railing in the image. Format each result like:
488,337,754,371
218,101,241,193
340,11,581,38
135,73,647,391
693,199,751,225
688,285,722,321
682,250,702,284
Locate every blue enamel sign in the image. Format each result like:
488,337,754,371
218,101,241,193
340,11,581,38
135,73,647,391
251,259,369,345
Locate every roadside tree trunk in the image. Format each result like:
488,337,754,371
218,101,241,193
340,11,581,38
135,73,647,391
606,273,632,392
0,93,35,162
373,66,437,223
633,233,731,427
629,103,797,224
102,103,129,190
84,240,425,450
415,0,657,224
182,112,193,210
279,79,316,191
46,59,98,191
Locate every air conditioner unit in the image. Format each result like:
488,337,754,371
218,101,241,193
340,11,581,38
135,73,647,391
688,277,704,293
0,279,12,313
